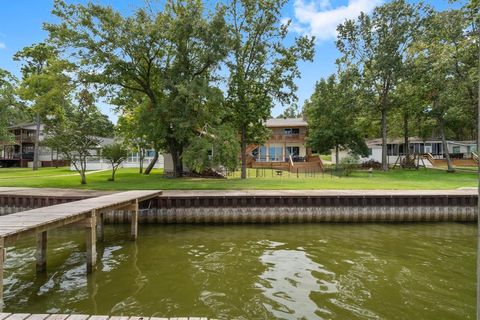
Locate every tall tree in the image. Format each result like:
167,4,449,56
0,69,18,142
408,9,476,172
305,71,368,169
46,0,228,178
336,0,426,171
225,0,315,179
44,89,107,184
14,43,71,170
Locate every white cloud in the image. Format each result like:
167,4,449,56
292,0,383,42
0,42,5,50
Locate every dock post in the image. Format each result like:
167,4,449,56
86,210,97,273
131,200,139,241
36,231,47,272
0,237,4,308
97,212,104,242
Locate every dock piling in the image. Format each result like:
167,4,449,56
130,200,139,241
0,237,4,307
36,231,47,273
97,212,104,242
86,210,97,273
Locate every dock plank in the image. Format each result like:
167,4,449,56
5,314,31,320
0,190,162,242
65,315,89,320
88,316,109,320
45,315,70,320
0,314,12,320
25,315,49,320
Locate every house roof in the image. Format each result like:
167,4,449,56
8,122,40,130
366,137,477,147
265,118,307,128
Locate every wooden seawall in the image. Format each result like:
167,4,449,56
0,189,477,223
102,190,478,224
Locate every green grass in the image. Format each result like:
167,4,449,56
0,166,476,190
320,154,332,162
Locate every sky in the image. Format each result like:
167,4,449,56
0,0,459,123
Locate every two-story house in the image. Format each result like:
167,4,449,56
0,123,66,168
247,118,323,172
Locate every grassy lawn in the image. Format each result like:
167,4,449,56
0,166,476,190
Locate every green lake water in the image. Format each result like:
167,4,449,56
3,223,476,319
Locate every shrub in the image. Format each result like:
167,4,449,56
340,154,359,176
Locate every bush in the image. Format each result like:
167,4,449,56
340,154,359,176
360,159,382,170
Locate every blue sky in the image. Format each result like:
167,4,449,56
0,0,458,123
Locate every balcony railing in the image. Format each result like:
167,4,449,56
269,134,306,142
14,135,35,143
0,153,34,160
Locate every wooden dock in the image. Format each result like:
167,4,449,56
0,314,213,320
0,190,162,304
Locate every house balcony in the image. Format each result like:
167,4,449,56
0,153,34,160
268,134,306,143
14,135,35,143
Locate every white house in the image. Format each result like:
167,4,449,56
332,137,477,165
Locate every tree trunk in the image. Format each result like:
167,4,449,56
110,163,116,181
403,112,409,158
144,150,158,175
33,112,41,171
139,148,145,174
172,145,183,178
80,157,87,184
439,116,454,173
335,145,339,170
240,125,247,179
80,171,87,184
381,106,388,171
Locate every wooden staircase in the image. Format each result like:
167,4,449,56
289,155,323,172
245,144,259,168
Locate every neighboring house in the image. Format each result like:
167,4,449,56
247,118,323,172
0,123,67,168
332,137,477,167
78,149,164,171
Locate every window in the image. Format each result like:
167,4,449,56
284,128,300,135
286,146,300,156
269,146,283,162
368,148,372,156
452,146,460,154
146,150,156,157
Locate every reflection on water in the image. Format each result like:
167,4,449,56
259,247,336,319
3,223,476,319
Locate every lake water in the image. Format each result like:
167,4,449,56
4,223,476,319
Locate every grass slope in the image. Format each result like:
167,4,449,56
0,167,476,190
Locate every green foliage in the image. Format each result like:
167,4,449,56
44,89,105,184
102,143,128,181
336,0,427,170
14,43,73,120
339,154,359,177
225,0,315,178
305,71,368,165
0,69,19,142
183,125,240,174
277,105,300,119
46,0,229,178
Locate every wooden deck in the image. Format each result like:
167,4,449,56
0,314,213,320
0,190,162,304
